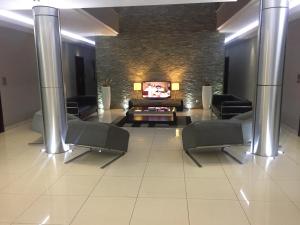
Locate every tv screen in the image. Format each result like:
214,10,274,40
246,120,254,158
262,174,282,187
142,81,171,99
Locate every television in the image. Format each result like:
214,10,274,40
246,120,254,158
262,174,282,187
142,81,171,99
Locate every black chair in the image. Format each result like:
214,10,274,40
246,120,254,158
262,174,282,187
212,94,252,119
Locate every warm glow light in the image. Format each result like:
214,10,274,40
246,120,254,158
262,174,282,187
224,0,300,45
0,9,95,46
290,0,300,9
171,83,180,91
224,20,259,44
133,83,142,91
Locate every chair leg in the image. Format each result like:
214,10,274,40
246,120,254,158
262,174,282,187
185,150,202,167
64,148,92,164
100,152,126,169
221,146,252,164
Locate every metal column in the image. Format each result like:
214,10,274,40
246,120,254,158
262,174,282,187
253,0,289,157
33,6,67,154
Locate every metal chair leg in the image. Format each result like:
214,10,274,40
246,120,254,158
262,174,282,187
64,148,92,164
100,152,126,169
185,150,202,167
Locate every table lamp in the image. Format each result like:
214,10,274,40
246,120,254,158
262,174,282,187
171,83,180,99
133,82,142,98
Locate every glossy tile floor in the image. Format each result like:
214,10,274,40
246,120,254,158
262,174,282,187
0,109,300,225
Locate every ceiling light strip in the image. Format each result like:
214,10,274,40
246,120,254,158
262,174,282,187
0,9,95,46
224,0,300,45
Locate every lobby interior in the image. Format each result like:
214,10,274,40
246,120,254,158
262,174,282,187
1,0,300,225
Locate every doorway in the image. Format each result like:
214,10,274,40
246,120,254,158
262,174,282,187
75,56,86,96
223,57,230,94
0,91,4,133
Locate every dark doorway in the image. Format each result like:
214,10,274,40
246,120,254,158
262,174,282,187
0,91,4,133
223,57,230,94
75,56,86,96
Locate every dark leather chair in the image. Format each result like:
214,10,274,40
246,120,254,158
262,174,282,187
67,95,97,120
212,94,252,119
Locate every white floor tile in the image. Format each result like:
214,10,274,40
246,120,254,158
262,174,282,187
91,177,141,197
186,178,237,200
0,194,38,223
241,201,300,225
139,177,186,198
130,198,189,225
47,175,100,196
15,195,86,225
188,199,250,225
230,178,290,202
71,197,135,225
144,162,184,177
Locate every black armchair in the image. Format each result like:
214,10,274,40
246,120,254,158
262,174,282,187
212,94,252,119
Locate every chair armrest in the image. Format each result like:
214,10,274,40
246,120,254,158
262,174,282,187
221,105,252,114
222,101,251,106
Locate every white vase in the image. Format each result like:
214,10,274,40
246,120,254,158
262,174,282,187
202,86,212,110
102,86,111,110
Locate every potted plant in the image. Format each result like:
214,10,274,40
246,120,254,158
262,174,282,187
202,80,212,110
101,77,112,110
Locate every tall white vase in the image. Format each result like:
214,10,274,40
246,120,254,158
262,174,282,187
102,86,111,110
202,86,212,110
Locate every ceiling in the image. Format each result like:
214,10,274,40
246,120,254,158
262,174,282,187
0,0,236,10
16,9,119,37
218,0,300,43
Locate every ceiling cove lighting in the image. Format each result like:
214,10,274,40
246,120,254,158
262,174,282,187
0,9,95,46
224,0,300,45
224,20,259,44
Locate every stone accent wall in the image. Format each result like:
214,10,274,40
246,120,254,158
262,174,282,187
96,4,225,109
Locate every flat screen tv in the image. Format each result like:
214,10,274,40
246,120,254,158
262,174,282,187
142,81,171,99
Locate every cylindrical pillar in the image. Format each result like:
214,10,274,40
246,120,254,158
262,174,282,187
253,0,289,157
33,6,67,154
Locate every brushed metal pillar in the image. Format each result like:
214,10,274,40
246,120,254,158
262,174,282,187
253,0,289,157
33,6,67,154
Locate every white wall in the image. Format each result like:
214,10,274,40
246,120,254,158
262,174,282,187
225,18,300,131
0,26,96,127
0,26,40,126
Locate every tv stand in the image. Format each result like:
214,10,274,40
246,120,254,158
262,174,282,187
129,99,184,111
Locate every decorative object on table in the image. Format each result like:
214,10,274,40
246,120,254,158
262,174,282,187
100,77,112,110
171,83,180,99
133,82,142,99
202,80,212,110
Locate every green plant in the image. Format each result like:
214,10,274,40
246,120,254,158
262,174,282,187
100,77,112,87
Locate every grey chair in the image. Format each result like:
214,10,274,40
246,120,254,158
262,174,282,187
64,120,130,168
182,111,253,167
31,111,129,168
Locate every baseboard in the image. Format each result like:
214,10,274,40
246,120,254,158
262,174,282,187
281,123,299,136
5,119,32,131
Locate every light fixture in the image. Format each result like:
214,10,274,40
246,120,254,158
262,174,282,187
224,20,259,44
171,83,180,99
133,82,142,91
171,83,180,91
133,83,141,99
224,0,300,45
0,9,95,46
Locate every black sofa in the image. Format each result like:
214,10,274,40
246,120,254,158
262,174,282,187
212,94,252,119
67,95,97,120
129,99,184,111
